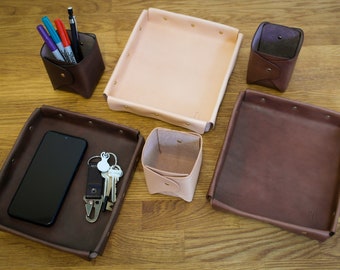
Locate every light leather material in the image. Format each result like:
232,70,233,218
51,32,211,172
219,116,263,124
41,32,105,98
0,106,144,259
207,89,340,242
104,8,243,134
247,22,304,92
142,128,203,202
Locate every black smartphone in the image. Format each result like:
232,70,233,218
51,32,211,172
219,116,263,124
8,131,87,226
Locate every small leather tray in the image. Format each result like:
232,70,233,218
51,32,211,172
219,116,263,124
104,8,243,134
142,128,203,202
207,90,340,241
0,106,144,259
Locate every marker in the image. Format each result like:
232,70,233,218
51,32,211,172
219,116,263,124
41,16,66,58
36,25,65,62
68,7,83,62
54,18,77,64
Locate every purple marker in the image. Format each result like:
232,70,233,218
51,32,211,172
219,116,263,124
37,25,65,62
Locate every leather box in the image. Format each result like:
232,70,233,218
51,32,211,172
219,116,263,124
246,22,304,92
104,8,243,134
41,32,105,98
142,128,203,202
207,90,340,241
0,106,144,259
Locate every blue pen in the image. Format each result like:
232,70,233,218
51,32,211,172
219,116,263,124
41,16,65,56
37,25,65,62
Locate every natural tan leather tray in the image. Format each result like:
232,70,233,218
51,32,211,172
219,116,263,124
104,8,243,134
0,106,144,259
208,89,340,241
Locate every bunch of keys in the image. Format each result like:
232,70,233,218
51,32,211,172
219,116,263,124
84,152,123,223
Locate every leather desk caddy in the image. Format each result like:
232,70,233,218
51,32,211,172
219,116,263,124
41,32,105,98
247,22,304,92
208,90,340,241
142,128,203,202
0,106,144,259
104,8,243,134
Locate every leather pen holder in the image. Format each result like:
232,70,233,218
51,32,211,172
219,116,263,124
142,128,203,202
246,22,304,92
40,32,105,98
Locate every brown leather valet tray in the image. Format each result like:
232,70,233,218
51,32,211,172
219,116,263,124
208,90,340,241
0,106,144,259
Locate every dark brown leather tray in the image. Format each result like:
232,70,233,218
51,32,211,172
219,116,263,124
208,89,340,241
0,106,144,259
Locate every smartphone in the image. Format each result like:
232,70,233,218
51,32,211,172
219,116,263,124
8,131,87,226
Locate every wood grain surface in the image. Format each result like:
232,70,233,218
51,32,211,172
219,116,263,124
0,0,339,269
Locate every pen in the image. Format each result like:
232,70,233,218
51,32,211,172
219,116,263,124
41,16,66,58
68,7,83,62
36,25,65,62
54,18,77,64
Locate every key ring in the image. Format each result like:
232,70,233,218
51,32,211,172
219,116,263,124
87,152,118,166
87,155,101,165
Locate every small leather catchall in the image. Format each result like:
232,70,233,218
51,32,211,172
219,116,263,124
207,90,340,242
104,8,243,134
0,106,144,259
246,22,304,91
40,32,105,98
142,128,203,202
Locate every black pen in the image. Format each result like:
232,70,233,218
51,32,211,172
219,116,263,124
68,7,83,62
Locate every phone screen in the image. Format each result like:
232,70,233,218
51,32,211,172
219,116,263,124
8,131,87,226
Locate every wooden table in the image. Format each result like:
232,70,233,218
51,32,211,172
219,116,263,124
1,0,339,269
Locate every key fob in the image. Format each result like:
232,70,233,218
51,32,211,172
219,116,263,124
86,162,104,199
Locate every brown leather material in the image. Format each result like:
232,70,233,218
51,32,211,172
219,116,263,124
207,89,340,242
0,106,144,259
246,22,304,92
41,32,105,98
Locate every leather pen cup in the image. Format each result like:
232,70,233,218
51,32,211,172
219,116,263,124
246,22,304,92
142,127,203,202
40,31,104,98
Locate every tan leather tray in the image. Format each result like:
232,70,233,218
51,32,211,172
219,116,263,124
104,8,243,134
208,90,340,241
0,106,144,259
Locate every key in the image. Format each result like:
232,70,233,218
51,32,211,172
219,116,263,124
107,165,123,203
97,152,110,172
101,171,112,211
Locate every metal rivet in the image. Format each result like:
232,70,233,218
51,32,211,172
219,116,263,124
29,125,33,131
88,120,93,125
60,73,66,78
219,31,223,35
177,139,183,143
292,106,298,111
191,23,195,27
119,129,124,134
266,68,272,72
163,16,168,21
58,113,63,118
325,115,331,120
260,97,266,103
278,35,282,40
